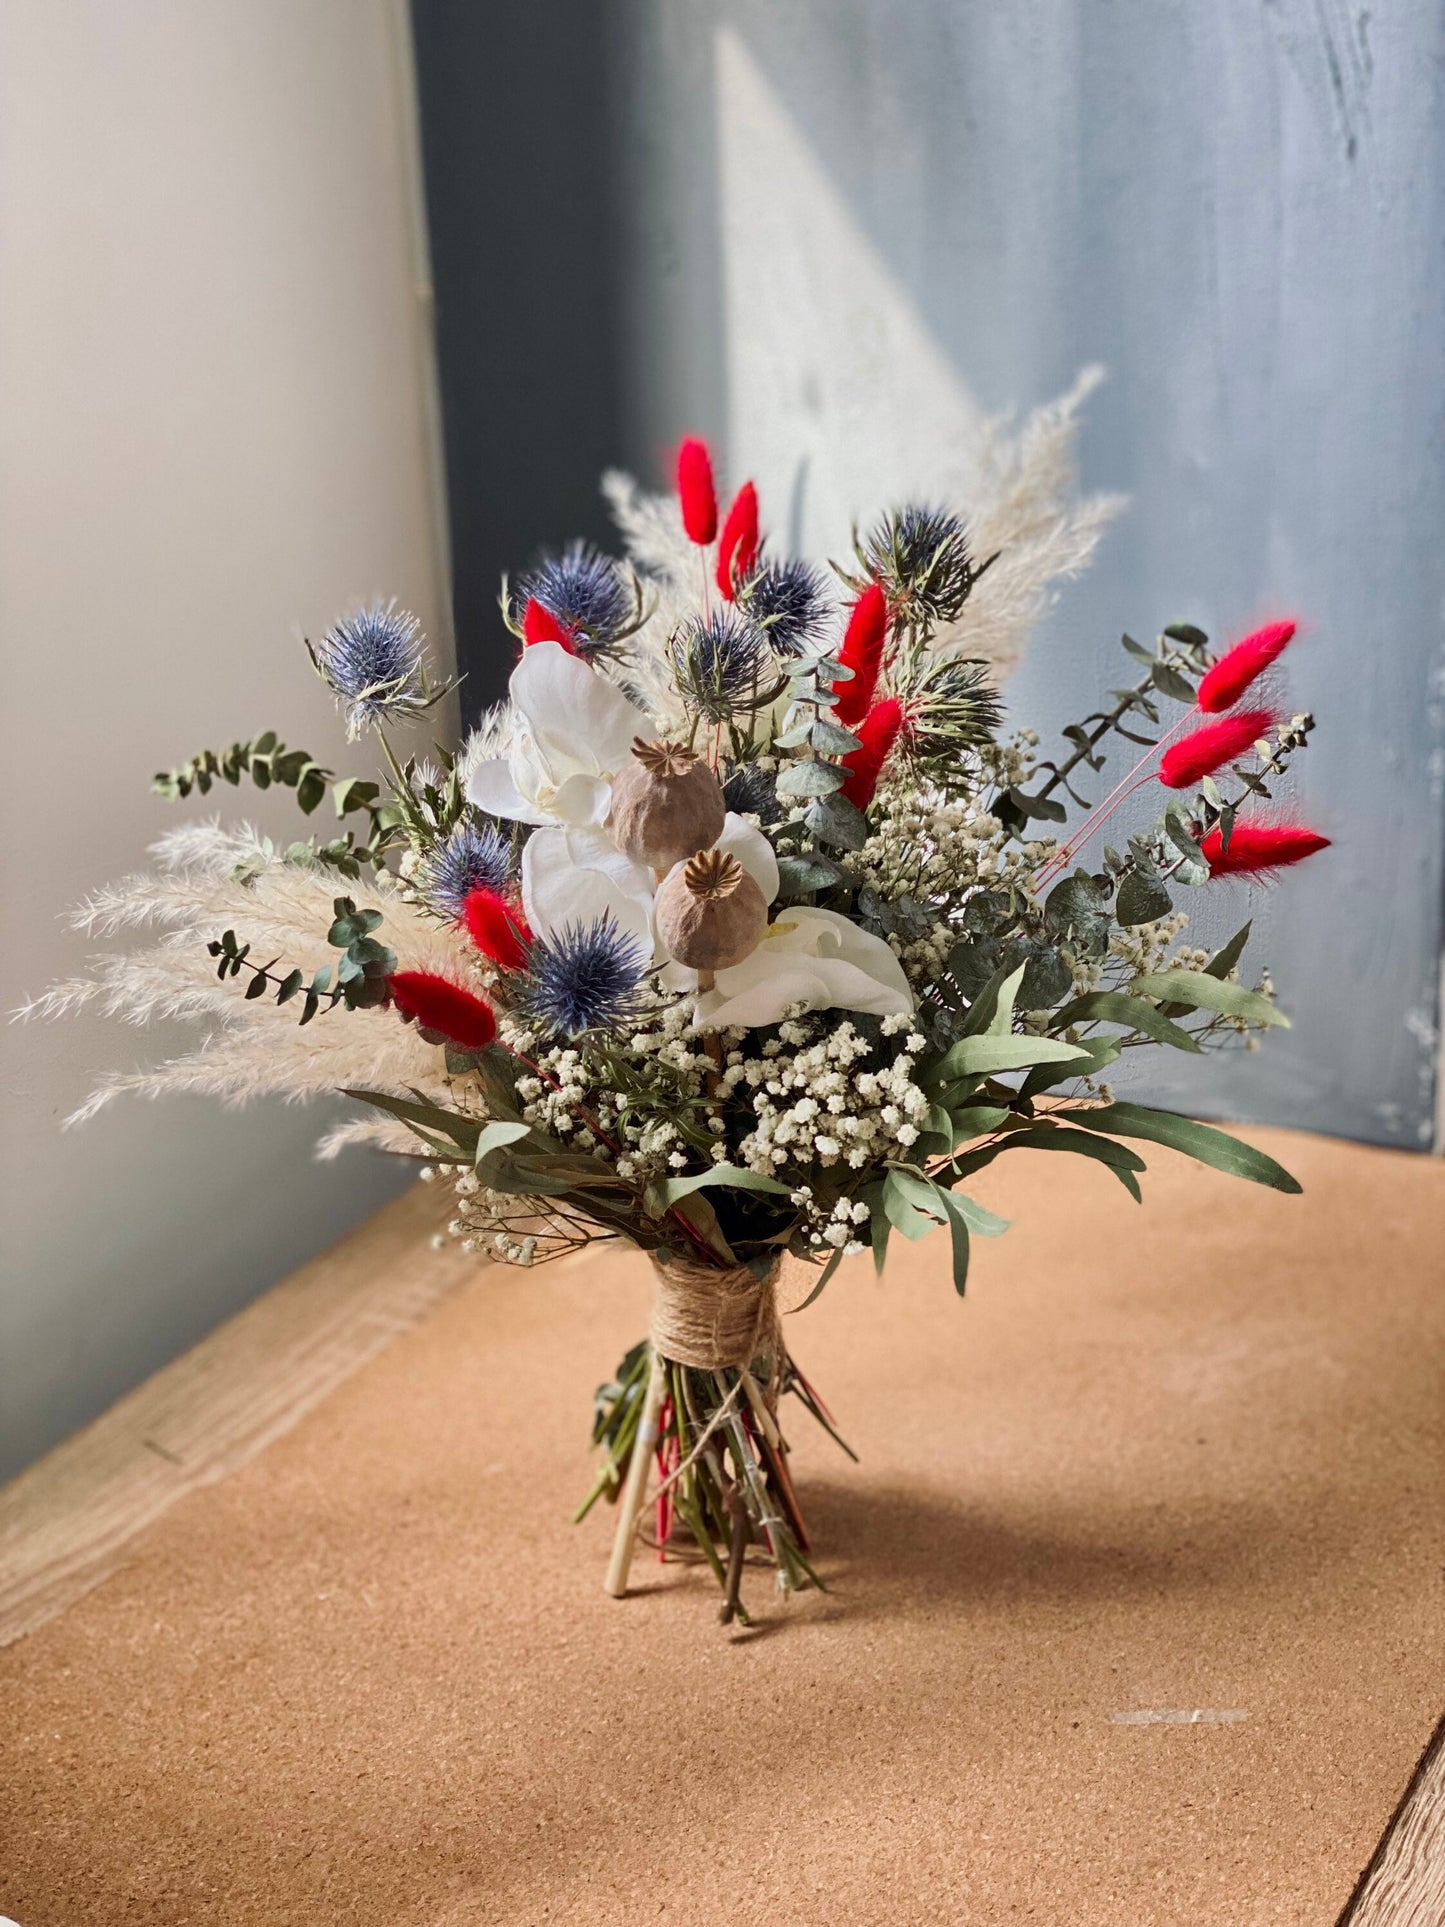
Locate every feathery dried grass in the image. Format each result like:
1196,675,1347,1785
18,833,479,1134
932,367,1125,681
599,370,1120,702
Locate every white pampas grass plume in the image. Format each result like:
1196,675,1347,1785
600,470,706,727
931,367,1125,682
315,1116,425,1161
457,701,518,795
600,371,1121,704
18,843,482,1140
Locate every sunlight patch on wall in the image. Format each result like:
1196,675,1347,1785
714,24,984,563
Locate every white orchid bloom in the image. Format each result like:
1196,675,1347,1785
521,826,654,953
673,894,914,1030
465,641,647,828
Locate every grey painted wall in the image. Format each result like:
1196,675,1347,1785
420,1,1443,1148
1,0,444,1480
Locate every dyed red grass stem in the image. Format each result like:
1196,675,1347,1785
834,584,890,728
1202,820,1330,877
461,888,531,972
389,971,497,1050
716,481,759,599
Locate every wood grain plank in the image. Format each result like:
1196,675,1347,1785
1341,1713,1445,1927
0,1182,469,1647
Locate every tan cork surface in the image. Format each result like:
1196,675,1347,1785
2,1127,1442,1925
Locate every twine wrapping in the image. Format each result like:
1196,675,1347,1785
649,1253,781,1372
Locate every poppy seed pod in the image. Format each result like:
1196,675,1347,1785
605,737,727,872
654,849,767,974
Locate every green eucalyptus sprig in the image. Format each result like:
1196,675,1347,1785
207,896,395,1025
998,624,1213,834
770,646,867,897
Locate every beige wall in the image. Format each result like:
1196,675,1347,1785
0,0,451,1475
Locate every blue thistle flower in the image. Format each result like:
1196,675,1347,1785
721,761,781,825
668,608,778,723
517,541,630,655
862,505,976,623
311,600,427,737
523,914,649,1037
740,558,829,653
418,817,513,921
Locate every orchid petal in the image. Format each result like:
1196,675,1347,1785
692,907,914,1030
561,828,656,922
464,758,548,825
522,831,653,953
551,772,613,827
509,641,646,782
795,908,914,1004
716,813,780,904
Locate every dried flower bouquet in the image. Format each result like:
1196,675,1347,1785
25,390,1328,1624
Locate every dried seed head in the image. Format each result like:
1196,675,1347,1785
654,850,767,971
682,849,744,900
631,737,700,778
605,737,726,869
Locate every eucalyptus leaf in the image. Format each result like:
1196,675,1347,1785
1130,969,1287,1028
929,1031,1090,1088
936,1189,971,1294
1205,921,1252,981
776,853,845,898
805,792,868,850
808,717,863,755
1006,786,1068,824
775,759,845,798
1045,872,1112,954
1050,990,1202,1053
937,1185,1010,1237
1066,1103,1302,1192
1017,1035,1121,1100
651,1163,792,1209
342,1087,482,1155
1116,869,1173,926
953,1124,1146,1200
883,1168,944,1241
1151,662,1197,704
949,1102,1012,1144
472,1120,531,1168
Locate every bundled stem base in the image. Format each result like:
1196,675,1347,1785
576,1257,852,1624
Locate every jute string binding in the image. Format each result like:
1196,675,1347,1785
649,1253,780,1372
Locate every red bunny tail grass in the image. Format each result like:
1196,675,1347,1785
1159,708,1276,790
1197,619,1296,713
461,888,531,971
677,436,718,544
522,597,575,651
715,481,759,599
389,971,497,1050
1202,820,1331,878
834,583,890,727
840,698,905,808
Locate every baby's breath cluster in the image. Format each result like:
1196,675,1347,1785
716,1013,930,1180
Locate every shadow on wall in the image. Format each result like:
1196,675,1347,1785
410,0,631,719
410,0,1444,1150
